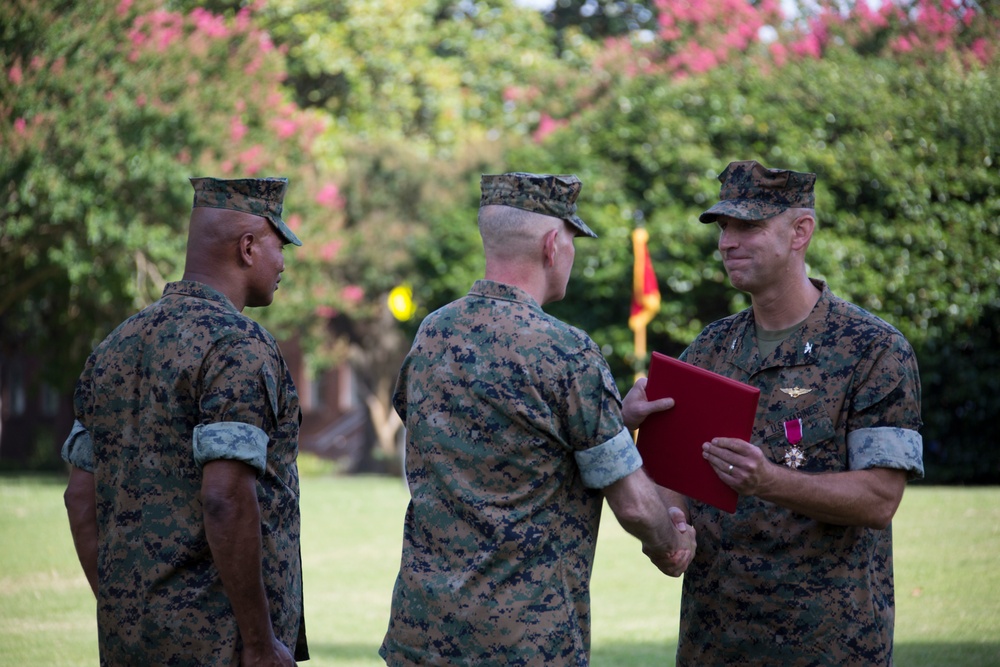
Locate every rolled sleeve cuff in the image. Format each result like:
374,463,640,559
193,422,269,476
61,420,95,473
848,426,924,480
575,427,643,489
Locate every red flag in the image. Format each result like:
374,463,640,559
629,227,660,334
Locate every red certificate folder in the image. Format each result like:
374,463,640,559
636,352,760,513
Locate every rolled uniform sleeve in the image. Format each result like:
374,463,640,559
192,422,269,475
564,346,641,488
61,419,95,473
575,427,642,488
196,335,281,475
847,334,924,479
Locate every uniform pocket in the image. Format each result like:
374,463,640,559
761,400,841,472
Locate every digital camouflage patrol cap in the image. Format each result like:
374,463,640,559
190,177,302,246
699,160,816,224
480,172,598,238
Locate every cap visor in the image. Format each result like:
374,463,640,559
269,216,303,246
698,199,785,224
568,215,598,238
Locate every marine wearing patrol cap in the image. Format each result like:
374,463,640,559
190,176,303,246
699,160,816,224
480,172,598,238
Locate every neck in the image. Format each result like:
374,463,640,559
181,270,246,311
750,275,821,331
483,263,549,306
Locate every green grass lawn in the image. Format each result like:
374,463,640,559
1,471,998,666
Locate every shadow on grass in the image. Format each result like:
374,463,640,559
300,642,381,663
894,641,1000,666
585,640,1000,666
303,641,683,666
591,641,678,666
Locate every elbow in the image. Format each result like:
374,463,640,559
865,504,898,531
201,488,238,526
862,493,903,530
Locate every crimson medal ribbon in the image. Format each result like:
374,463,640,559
783,418,805,469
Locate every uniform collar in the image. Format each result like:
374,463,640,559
162,281,240,313
729,279,832,374
468,279,542,310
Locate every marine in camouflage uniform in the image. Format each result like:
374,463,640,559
380,173,695,666
62,177,307,666
672,161,923,666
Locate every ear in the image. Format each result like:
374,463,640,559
542,228,559,268
789,212,815,252
238,232,256,267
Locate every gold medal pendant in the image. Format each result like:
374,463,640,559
782,419,805,469
783,445,805,469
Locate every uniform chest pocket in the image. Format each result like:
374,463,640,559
761,400,841,472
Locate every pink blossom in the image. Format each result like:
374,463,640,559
8,63,22,85
688,44,718,73
14,117,27,134
315,183,344,210
341,285,364,304
239,145,264,175
136,93,147,107
190,8,228,39
220,160,233,174
770,42,788,67
315,305,336,319
117,0,133,17
244,56,263,76
230,116,247,142
969,38,991,65
320,240,342,262
892,35,914,54
286,213,302,232
235,7,252,31
273,118,298,139
532,114,565,143
790,33,822,60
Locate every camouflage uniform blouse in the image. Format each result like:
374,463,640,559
61,281,307,666
380,280,642,666
676,280,923,667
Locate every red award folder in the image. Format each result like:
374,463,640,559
636,352,760,514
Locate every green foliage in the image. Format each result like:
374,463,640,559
261,0,560,147
518,46,999,481
1,0,348,385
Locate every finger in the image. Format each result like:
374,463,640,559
667,506,688,531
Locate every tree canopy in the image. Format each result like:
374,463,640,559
2,0,997,480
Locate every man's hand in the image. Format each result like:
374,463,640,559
622,377,675,431
241,637,297,667
702,436,773,496
642,506,696,577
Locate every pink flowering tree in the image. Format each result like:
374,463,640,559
1,0,352,388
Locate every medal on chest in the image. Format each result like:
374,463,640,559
783,418,805,469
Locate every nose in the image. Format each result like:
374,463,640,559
718,227,737,251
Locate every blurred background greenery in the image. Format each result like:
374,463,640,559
2,0,998,482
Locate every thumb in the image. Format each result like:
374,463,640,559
668,506,688,532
